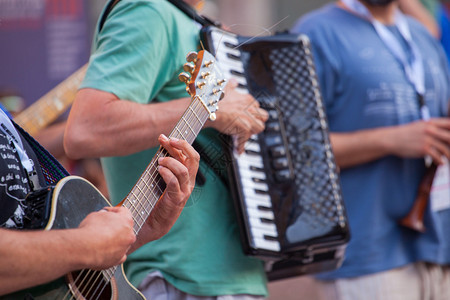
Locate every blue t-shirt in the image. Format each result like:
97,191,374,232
292,4,450,279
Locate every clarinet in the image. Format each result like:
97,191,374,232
399,162,438,232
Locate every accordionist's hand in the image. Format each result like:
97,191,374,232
206,78,269,154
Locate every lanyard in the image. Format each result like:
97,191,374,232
0,109,40,190
341,0,429,120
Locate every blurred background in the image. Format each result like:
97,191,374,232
0,0,332,299
0,0,332,108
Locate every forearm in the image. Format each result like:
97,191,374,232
0,229,88,296
64,88,191,159
330,127,394,169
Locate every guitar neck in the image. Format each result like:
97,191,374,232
123,96,210,233
14,64,88,135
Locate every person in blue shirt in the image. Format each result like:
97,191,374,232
292,0,450,299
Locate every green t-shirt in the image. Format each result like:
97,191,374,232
80,0,267,296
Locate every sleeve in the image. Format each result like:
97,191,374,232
81,1,176,103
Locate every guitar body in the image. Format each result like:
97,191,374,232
2,176,144,300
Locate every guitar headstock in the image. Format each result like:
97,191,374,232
179,50,225,121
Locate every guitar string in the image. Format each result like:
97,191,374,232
62,96,212,300
125,99,204,236
128,98,208,233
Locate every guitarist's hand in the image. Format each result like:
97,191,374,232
77,206,136,270
205,78,269,154
131,134,200,251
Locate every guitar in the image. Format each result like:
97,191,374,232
14,64,88,135
2,50,225,300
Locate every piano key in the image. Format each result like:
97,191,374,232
230,69,246,78
239,168,267,181
227,52,241,61
249,217,277,236
241,177,269,192
248,208,275,221
243,187,271,202
235,155,264,170
242,195,272,210
244,140,261,152
216,52,244,70
252,237,281,252
224,41,238,49
250,227,281,252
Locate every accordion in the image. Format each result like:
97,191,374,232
200,26,350,281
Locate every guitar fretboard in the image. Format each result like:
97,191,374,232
123,96,210,233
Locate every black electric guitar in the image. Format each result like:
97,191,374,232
2,50,225,300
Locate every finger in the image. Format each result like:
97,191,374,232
158,135,185,162
168,138,200,167
427,145,445,165
430,140,450,162
254,107,269,122
428,124,450,145
429,118,450,130
158,157,190,194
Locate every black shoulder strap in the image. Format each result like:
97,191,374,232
99,0,122,32
166,0,220,27
99,0,220,32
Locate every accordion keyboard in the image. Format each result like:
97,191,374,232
210,29,283,252
201,27,350,279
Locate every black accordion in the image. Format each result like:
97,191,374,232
201,26,350,281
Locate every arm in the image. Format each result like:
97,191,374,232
64,88,191,159
64,80,268,159
332,118,450,169
0,206,135,296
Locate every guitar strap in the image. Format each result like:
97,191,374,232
99,0,220,32
99,0,122,32
13,122,69,186
166,0,220,27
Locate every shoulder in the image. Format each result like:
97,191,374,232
405,14,437,42
108,0,187,25
291,4,346,35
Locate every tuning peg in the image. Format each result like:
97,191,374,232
196,81,206,89
212,88,222,95
178,72,191,84
219,91,225,100
209,112,217,121
201,71,210,79
217,79,226,86
186,51,198,63
183,63,195,74
204,60,213,67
